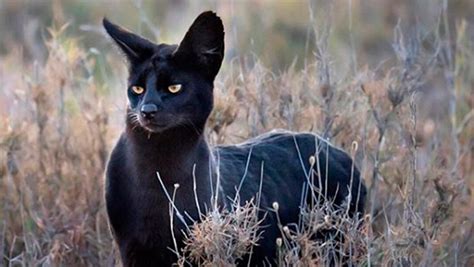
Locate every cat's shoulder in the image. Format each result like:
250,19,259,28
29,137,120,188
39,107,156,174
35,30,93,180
106,133,129,177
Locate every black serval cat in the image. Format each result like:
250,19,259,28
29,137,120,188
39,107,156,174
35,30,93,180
104,11,366,266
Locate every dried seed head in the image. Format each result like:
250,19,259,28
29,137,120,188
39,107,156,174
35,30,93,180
423,120,435,138
351,141,358,152
276,238,282,247
174,183,180,189
388,86,404,107
283,226,290,234
320,84,331,99
272,202,279,211
309,155,316,166
324,215,331,225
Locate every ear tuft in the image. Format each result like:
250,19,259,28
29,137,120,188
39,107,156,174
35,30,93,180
103,17,156,64
173,11,225,81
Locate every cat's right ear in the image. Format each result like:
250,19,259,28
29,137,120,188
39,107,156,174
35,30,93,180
103,18,155,65
173,11,224,81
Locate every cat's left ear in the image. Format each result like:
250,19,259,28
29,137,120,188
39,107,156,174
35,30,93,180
173,11,225,81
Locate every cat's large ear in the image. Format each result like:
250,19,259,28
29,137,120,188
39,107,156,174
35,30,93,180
173,11,224,81
103,18,155,65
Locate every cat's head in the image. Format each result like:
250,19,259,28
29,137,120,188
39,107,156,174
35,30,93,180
103,11,224,134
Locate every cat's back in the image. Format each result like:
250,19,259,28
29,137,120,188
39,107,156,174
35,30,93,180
216,129,318,206
215,129,365,213
216,128,346,175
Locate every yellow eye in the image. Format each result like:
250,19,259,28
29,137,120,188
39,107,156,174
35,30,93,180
168,84,182,94
132,86,145,95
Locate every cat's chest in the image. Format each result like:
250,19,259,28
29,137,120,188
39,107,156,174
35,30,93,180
117,190,182,266
125,182,195,241
129,188,173,244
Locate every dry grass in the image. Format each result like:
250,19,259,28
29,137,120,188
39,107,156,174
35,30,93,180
180,199,263,266
1,3,473,267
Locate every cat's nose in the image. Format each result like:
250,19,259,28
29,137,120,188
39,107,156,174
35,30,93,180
140,104,158,119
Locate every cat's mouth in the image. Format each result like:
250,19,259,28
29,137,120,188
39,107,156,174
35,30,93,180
140,120,170,133
136,114,176,133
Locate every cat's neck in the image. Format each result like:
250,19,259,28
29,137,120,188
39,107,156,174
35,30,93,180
125,122,213,186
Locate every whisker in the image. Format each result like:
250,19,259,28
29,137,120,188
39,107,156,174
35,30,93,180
184,118,202,136
127,112,143,132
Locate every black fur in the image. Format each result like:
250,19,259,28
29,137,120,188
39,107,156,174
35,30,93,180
104,11,366,266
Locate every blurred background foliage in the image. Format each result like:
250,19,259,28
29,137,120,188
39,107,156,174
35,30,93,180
1,0,473,70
